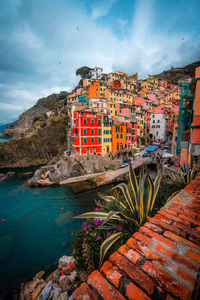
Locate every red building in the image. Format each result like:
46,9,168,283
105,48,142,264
126,122,137,149
110,80,121,89
71,110,102,155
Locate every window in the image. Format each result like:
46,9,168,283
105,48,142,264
91,128,94,134
98,138,101,143
120,134,123,138
84,138,87,143
81,112,84,116
91,119,94,125
158,120,160,123
153,120,155,123
117,134,119,138
98,120,101,125
153,115,155,118
98,129,101,134
91,138,94,143
117,143,119,150
83,129,87,134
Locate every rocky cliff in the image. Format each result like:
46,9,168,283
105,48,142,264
1,92,68,139
155,61,200,83
0,117,68,169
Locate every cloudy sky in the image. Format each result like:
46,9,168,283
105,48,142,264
0,0,200,123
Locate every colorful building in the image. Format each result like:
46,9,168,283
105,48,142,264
111,122,126,152
102,114,112,155
71,110,102,155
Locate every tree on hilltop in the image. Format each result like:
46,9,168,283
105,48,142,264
76,66,91,78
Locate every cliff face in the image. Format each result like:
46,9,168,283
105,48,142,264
155,61,200,83
0,117,68,169
1,92,68,139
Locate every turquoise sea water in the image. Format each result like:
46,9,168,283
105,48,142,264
0,175,98,297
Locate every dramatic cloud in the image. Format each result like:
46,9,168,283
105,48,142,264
0,0,200,123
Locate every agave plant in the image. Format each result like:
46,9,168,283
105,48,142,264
75,164,161,266
167,164,199,188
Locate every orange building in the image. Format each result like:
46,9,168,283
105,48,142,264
88,81,101,99
111,122,126,152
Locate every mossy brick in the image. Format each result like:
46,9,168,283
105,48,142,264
109,252,156,295
87,270,125,300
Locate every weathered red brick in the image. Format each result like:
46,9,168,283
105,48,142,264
109,252,156,295
178,214,200,226
150,217,186,237
132,231,152,246
143,222,163,233
172,222,200,239
155,244,174,258
138,245,167,264
126,282,151,300
155,245,198,271
126,237,141,251
73,283,98,300
139,227,176,248
142,261,191,299
177,268,196,286
163,231,200,252
186,250,200,264
100,261,122,288
158,211,191,226
118,245,141,263
87,270,125,300
154,213,172,224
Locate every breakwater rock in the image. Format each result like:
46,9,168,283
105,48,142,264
20,256,76,300
28,155,121,187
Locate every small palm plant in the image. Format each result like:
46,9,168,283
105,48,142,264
75,164,162,266
167,163,200,189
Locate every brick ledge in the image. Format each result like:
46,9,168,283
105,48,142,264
71,176,200,300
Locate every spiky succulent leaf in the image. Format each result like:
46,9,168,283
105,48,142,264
99,232,122,266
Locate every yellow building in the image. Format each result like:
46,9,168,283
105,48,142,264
102,115,112,155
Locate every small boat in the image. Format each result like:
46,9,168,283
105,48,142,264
120,163,129,168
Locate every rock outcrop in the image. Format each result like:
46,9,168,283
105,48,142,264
28,154,121,187
1,93,67,139
0,117,68,169
20,256,76,300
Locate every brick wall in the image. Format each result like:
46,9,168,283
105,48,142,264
72,176,200,300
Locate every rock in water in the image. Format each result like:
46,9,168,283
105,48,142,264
20,278,46,300
59,291,68,300
37,281,52,300
58,256,75,270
